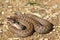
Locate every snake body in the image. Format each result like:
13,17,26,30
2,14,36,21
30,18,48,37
7,13,53,37
24,14,53,34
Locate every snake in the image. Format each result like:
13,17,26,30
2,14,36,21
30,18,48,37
6,13,53,37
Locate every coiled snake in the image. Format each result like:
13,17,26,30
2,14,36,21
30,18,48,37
6,13,53,37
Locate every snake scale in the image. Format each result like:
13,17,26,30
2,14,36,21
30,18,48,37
6,13,53,37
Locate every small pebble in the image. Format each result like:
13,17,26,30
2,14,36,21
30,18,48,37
5,0,9,3
0,30,3,33
39,38,44,40
1,11,5,14
44,38,48,40
52,4,58,9
53,29,56,31
57,26,60,28
8,6,12,8
49,0,51,1
59,36,60,39
49,32,52,34
9,9,12,11
48,17,51,20
44,2,48,5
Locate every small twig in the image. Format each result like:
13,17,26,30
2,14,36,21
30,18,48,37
28,2,37,5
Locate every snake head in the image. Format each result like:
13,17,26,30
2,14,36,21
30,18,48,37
6,16,26,30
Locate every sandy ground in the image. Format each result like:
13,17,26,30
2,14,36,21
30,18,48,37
0,0,60,40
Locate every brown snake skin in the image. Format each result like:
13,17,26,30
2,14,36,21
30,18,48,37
6,13,53,37
24,14,53,34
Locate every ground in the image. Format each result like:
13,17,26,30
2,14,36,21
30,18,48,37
0,0,60,40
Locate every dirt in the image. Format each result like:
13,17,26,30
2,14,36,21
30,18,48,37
0,0,60,40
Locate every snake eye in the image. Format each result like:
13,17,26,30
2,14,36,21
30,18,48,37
13,20,20,24
21,25,27,30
